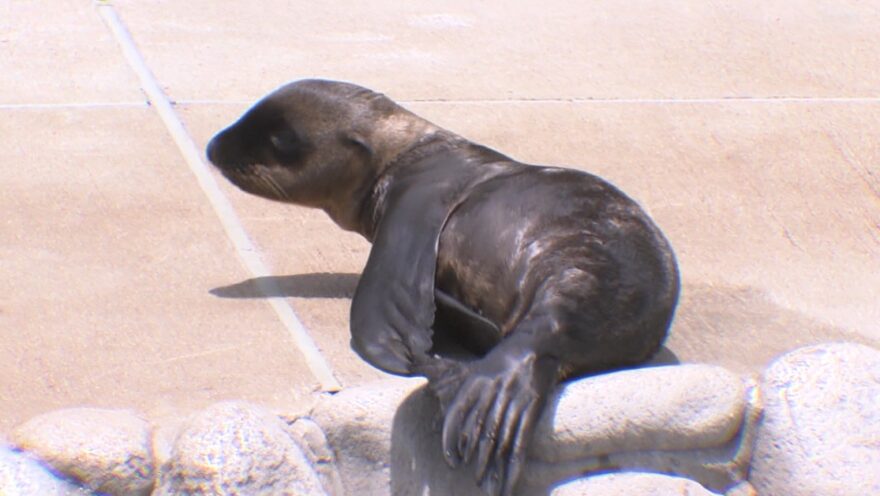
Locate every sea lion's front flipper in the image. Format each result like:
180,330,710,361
349,190,439,375
349,150,501,376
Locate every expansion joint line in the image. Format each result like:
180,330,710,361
96,3,341,392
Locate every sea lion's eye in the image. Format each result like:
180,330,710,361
269,128,302,163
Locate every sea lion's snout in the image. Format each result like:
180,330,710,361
205,128,280,200
205,134,221,165
205,129,241,171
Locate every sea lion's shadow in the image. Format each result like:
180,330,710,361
210,274,857,374
209,272,360,299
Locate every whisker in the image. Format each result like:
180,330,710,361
265,176,288,200
254,167,289,200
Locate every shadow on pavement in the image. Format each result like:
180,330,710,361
210,272,360,299
668,282,877,373
212,273,875,374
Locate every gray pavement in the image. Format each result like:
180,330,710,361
2,1,878,432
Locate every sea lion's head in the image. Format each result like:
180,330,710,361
207,79,436,232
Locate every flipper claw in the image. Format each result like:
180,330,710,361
436,349,556,496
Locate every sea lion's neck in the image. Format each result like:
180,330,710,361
356,130,467,242
368,113,446,172
318,111,442,235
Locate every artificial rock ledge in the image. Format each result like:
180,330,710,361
1,342,878,495
312,364,758,495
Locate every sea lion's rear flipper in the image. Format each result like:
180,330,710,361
432,289,502,360
434,289,499,339
441,333,559,496
349,149,502,376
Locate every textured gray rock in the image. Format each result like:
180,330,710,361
522,369,763,493
0,445,93,495
310,377,426,495
149,413,189,479
154,401,325,496
10,408,153,495
750,342,880,496
551,472,721,496
395,378,760,494
531,364,747,460
723,481,757,496
284,416,346,496
313,365,756,495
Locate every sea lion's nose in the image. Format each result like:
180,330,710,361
206,135,220,165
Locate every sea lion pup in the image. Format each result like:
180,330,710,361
206,79,679,495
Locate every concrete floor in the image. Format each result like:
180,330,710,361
1,0,878,432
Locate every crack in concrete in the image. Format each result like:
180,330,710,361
0,102,148,109
95,3,341,392
825,130,880,201
4,96,880,109
171,96,880,106
402,96,880,104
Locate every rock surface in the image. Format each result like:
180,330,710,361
524,376,763,493
154,401,325,496
551,472,721,496
310,377,426,495
6,342,880,495
531,364,747,460
284,416,346,496
750,342,880,496
723,481,758,496
10,408,153,495
0,445,93,495
312,365,755,495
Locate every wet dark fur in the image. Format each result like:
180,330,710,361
207,79,679,496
